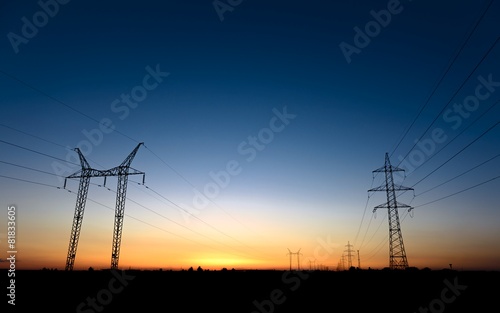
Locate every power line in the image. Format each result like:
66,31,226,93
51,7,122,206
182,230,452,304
0,69,184,185
0,139,80,166
0,174,62,189
0,68,256,236
0,69,140,144
81,192,202,246
389,0,494,158
363,169,500,264
405,99,499,178
353,193,371,247
0,160,61,177
353,173,379,248
97,184,261,259
358,213,374,250
362,194,416,264
380,172,499,257
0,123,67,150
5,151,264,261
417,151,500,196
358,177,390,251
360,213,386,251
414,174,500,208
0,70,192,187
0,159,124,191
1,136,259,256
354,175,375,242
0,154,268,260
0,172,268,262
397,36,500,167
0,123,105,168
410,121,499,188
78,185,264,259
136,182,266,255
143,145,259,233
361,230,388,262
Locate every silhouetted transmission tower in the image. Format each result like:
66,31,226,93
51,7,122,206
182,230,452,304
286,248,302,270
368,153,413,270
64,143,145,271
344,241,354,269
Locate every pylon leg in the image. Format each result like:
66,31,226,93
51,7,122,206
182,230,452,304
65,175,90,271
388,206,408,269
111,174,128,269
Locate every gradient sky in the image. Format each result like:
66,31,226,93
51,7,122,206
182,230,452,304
0,0,499,271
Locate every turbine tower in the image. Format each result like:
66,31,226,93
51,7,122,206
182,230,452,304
368,153,412,270
64,143,145,271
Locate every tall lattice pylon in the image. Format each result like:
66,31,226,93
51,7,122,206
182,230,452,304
64,143,145,271
344,241,354,269
368,153,413,270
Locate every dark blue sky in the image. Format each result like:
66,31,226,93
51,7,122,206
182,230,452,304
1,0,499,270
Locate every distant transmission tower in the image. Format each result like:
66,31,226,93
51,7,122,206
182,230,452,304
344,241,354,269
368,153,412,270
287,249,293,271
286,248,302,270
64,143,145,271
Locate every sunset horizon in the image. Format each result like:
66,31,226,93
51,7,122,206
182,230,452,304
1,0,499,311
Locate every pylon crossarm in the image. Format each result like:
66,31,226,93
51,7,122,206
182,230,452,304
368,185,387,192
369,184,413,192
374,202,412,210
393,184,414,191
66,169,109,179
128,168,145,176
372,165,405,173
105,167,145,176
395,202,412,209
119,142,144,167
66,171,84,180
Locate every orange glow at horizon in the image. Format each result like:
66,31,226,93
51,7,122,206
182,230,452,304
2,197,499,272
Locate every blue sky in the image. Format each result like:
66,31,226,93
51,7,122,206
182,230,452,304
0,0,499,270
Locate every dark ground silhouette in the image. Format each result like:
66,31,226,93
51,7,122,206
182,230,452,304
3,268,498,312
